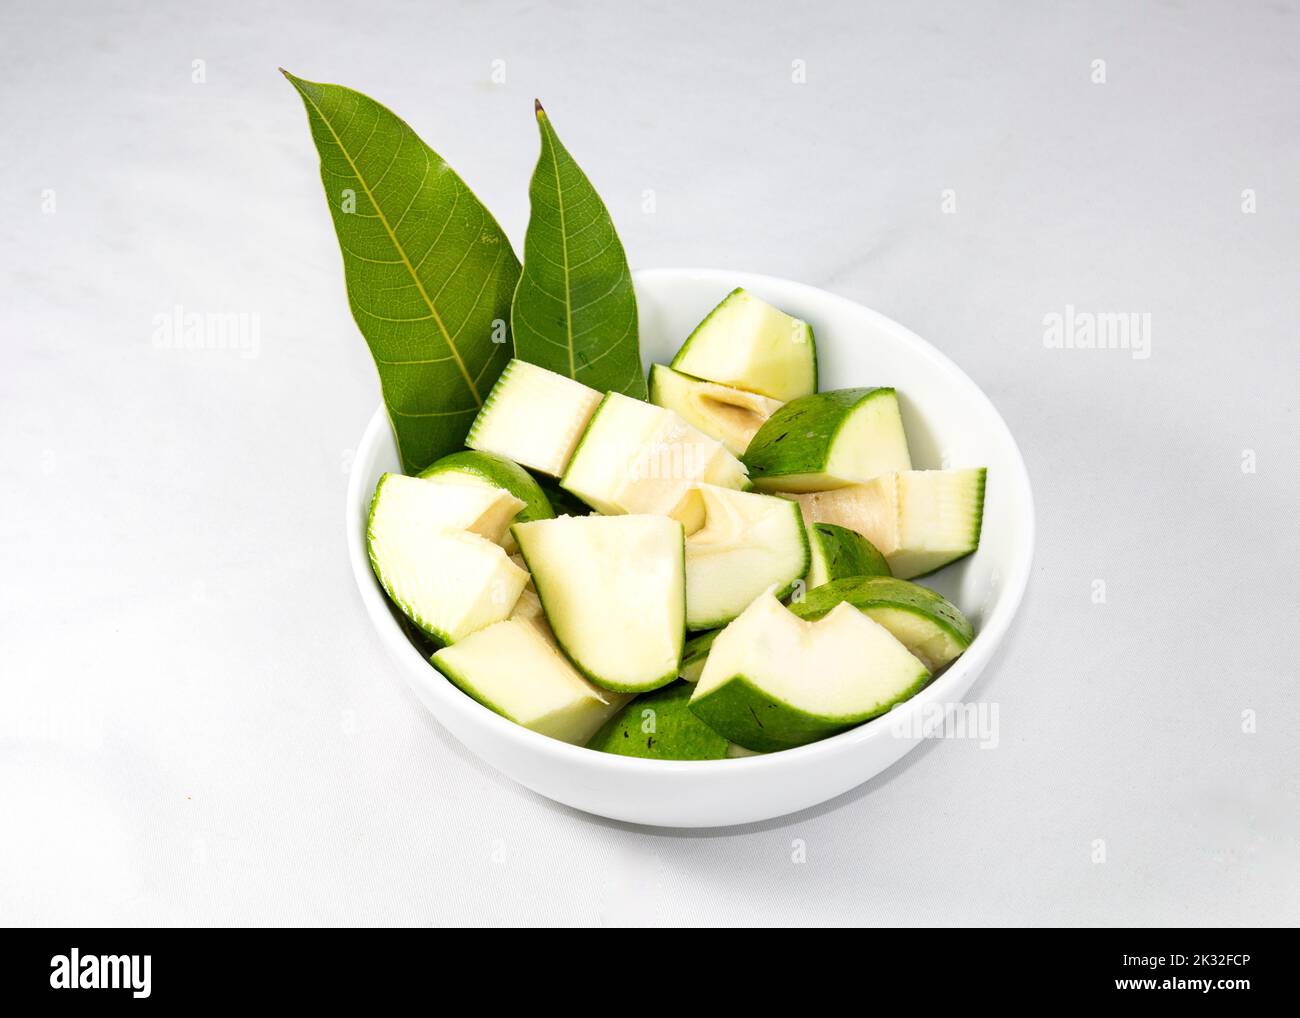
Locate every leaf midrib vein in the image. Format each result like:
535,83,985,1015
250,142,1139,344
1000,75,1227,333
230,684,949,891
299,86,481,404
544,123,576,379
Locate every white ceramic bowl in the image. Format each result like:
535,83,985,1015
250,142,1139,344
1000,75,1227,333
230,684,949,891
347,268,1034,828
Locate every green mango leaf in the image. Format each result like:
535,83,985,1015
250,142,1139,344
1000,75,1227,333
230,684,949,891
512,102,646,398
283,70,520,472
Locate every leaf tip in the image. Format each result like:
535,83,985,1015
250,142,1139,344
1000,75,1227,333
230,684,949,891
534,98,546,118
280,68,319,97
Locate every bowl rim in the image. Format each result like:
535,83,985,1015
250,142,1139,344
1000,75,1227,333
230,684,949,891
346,267,1035,774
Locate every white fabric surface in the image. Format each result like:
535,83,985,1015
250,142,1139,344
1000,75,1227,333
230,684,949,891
1,0,1296,926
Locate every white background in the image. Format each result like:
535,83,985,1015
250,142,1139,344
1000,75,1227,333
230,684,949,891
2,0,1297,926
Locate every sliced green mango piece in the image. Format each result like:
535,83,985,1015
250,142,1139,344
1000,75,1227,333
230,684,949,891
418,450,553,523
433,617,629,744
671,288,816,401
795,575,973,671
588,681,729,760
369,472,525,545
419,450,554,553
804,522,890,588
467,358,602,477
648,364,783,457
793,468,986,579
679,573,972,678
689,591,930,752
367,474,529,644
685,485,808,629
513,514,686,693
744,387,912,492
560,392,747,531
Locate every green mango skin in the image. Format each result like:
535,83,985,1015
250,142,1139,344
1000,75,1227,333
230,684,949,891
588,681,729,760
682,575,974,682
743,387,895,485
689,675,847,751
808,523,890,584
418,450,554,524
689,668,930,753
796,576,973,645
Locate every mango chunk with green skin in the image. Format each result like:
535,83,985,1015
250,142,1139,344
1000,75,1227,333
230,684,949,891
685,485,809,629
793,468,986,579
681,574,973,680
513,514,686,693
795,575,973,672
467,359,602,477
689,591,930,752
671,288,816,402
560,392,747,530
743,387,912,492
648,363,783,457
371,472,525,545
434,617,629,745
419,449,554,554
804,522,890,588
588,681,729,760
367,473,529,643
418,450,554,525
369,526,528,646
